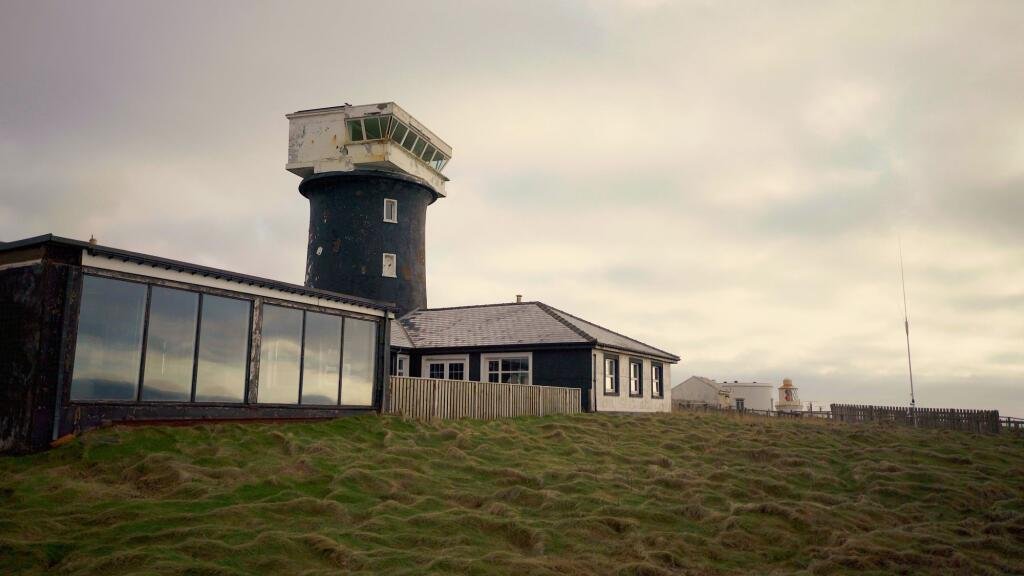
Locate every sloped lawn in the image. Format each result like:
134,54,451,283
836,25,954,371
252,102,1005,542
1,411,1022,575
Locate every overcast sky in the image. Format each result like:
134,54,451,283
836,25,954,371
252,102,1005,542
2,1,1022,415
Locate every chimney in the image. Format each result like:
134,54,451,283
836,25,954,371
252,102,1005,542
88,235,98,246
516,294,523,303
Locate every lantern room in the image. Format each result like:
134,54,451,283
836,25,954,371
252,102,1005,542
777,378,802,412
285,102,453,197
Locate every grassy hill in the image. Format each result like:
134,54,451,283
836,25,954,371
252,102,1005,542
1,412,1022,575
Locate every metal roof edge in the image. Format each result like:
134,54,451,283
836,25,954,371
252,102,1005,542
0,233,58,251
1,234,395,312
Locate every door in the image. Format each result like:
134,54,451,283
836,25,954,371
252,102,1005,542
395,354,409,377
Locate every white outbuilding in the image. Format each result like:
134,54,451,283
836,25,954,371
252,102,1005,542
672,376,731,408
719,381,774,411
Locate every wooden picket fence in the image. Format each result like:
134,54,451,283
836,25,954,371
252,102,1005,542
831,404,1001,434
384,376,582,421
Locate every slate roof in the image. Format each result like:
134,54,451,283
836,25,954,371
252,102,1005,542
391,301,679,362
390,321,415,349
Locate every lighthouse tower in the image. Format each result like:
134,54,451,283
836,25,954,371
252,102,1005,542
285,103,452,316
776,378,802,413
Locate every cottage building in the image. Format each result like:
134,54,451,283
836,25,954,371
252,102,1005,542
391,301,679,413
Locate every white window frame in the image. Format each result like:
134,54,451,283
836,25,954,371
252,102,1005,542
382,253,397,278
422,354,469,381
481,351,533,385
383,198,397,223
395,353,410,377
735,398,745,411
651,364,663,398
604,356,618,394
629,360,642,396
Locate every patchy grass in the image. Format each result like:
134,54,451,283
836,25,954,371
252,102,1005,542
1,412,1023,575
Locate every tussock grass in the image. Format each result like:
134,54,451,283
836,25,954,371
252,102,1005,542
1,412,1023,574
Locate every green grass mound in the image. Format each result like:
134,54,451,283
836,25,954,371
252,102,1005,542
1,412,1022,575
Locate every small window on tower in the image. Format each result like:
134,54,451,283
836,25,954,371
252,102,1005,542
382,253,397,278
383,198,397,223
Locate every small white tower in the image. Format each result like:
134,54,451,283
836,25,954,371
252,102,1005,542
776,378,801,413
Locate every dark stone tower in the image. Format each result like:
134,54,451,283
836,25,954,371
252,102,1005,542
285,103,452,316
299,170,436,315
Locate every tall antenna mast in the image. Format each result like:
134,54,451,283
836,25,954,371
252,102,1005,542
898,236,916,408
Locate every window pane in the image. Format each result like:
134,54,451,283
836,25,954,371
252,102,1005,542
258,305,302,404
449,363,465,381
141,287,198,401
70,276,147,401
301,311,341,405
364,116,383,139
412,138,427,157
342,318,377,406
347,119,364,141
391,122,408,144
488,373,499,383
195,295,250,402
421,144,436,161
488,360,499,372
503,372,528,385
402,133,418,151
429,363,444,380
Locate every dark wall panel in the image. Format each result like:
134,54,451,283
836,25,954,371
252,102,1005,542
0,255,78,454
0,264,44,452
532,348,593,411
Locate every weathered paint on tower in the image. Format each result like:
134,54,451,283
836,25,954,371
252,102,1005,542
286,103,452,316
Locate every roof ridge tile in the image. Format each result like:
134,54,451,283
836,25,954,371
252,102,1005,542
542,303,680,361
535,302,596,343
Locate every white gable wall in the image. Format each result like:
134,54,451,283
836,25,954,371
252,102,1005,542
721,384,773,411
672,376,723,405
592,347,672,413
